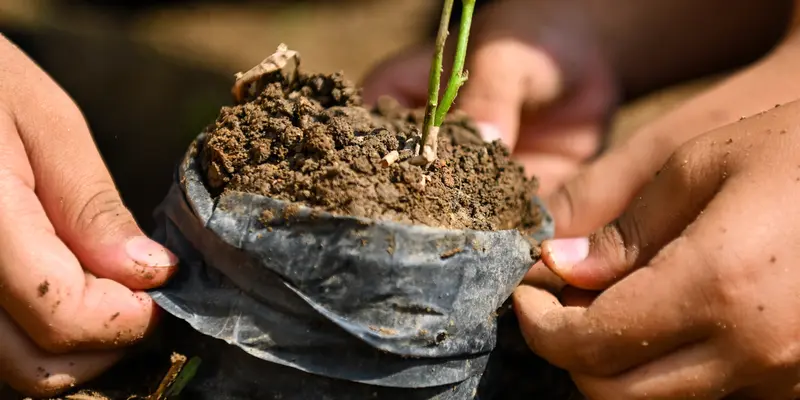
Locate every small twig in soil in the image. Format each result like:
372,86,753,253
164,356,202,398
413,0,476,166
381,150,400,167
146,353,187,400
231,43,299,104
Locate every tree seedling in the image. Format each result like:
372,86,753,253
411,0,476,166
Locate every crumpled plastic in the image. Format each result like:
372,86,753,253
148,133,561,399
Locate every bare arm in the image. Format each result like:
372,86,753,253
545,26,800,237
588,0,794,97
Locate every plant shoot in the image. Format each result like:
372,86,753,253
412,0,476,166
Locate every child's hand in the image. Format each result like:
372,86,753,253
0,35,177,397
515,99,800,399
362,0,791,196
362,0,618,195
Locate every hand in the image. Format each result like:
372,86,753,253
543,27,800,240
361,0,618,195
0,36,177,397
514,98,800,399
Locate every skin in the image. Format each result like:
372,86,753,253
363,0,800,398
0,35,177,397
518,97,800,399
515,26,800,400
361,0,792,195
1,0,796,396
548,27,800,238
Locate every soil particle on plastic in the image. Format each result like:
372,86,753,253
260,209,275,224
368,326,398,336
200,70,541,232
524,236,543,260
386,234,396,255
440,247,463,259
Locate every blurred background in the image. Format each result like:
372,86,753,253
0,0,713,232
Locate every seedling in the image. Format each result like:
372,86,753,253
144,2,557,397
411,0,476,166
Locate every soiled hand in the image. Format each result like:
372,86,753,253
515,99,800,399
0,35,177,397
361,0,616,195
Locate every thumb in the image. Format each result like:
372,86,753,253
545,126,679,238
54,179,178,291
457,38,563,147
541,134,725,290
41,139,178,290
5,43,177,290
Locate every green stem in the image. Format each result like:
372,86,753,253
166,357,202,398
434,0,476,127
418,0,454,155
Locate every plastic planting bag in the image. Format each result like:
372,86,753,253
148,47,576,400
148,138,576,399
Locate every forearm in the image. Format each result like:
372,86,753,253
633,28,800,150
588,0,795,98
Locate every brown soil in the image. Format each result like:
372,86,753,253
9,51,550,400
200,69,542,232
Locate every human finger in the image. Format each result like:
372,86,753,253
0,112,160,354
558,286,598,308
729,373,800,400
545,28,800,239
0,36,177,290
515,131,731,373
573,341,740,400
542,132,726,290
456,37,562,149
511,152,582,196
544,126,680,239
518,116,798,378
514,252,713,378
0,308,121,398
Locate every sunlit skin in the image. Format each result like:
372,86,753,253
511,27,800,399
0,35,177,397
519,98,800,398
364,0,800,398
362,0,792,196
2,0,800,396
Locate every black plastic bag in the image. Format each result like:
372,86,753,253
148,133,573,399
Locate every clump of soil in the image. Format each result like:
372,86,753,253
200,69,541,232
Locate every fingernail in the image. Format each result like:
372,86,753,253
475,122,504,144
543,237,590,274
126,236,178,267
